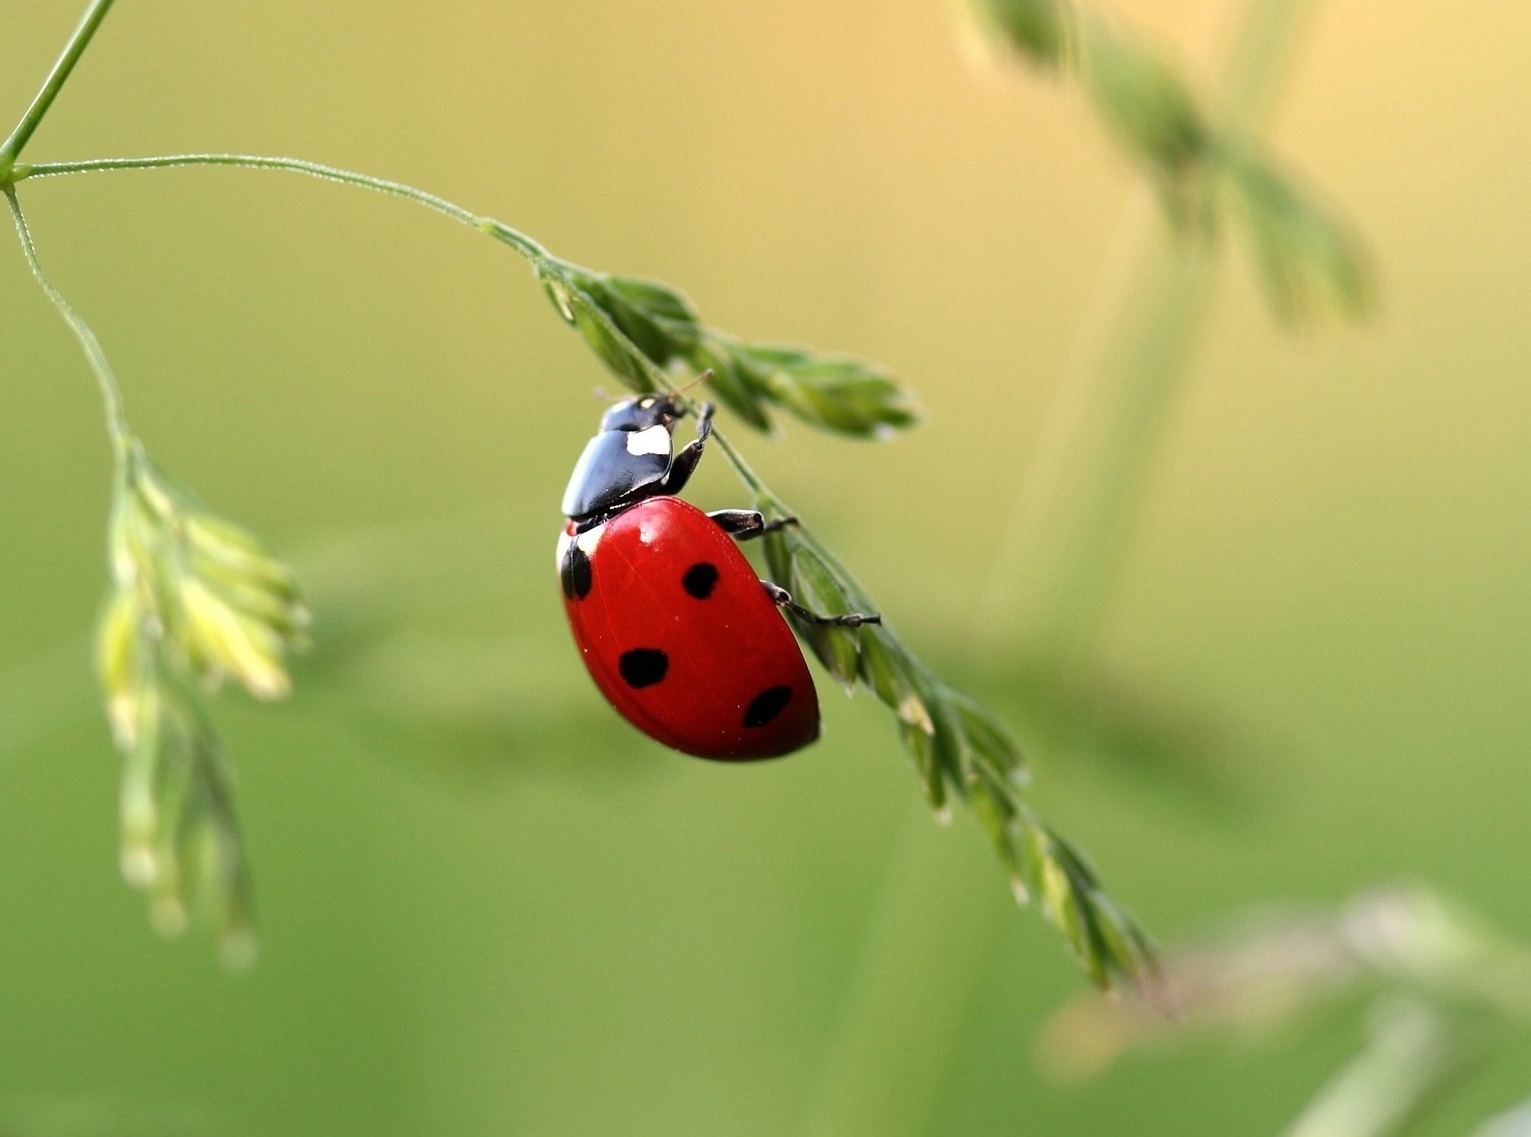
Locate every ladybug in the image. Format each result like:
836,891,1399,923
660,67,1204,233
558,393,879,760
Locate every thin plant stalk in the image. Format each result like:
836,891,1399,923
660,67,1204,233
1282,999,1449,1137
983,0,1320,663
802,3,1324,1132
988,228,1215,661
0,0,118,173
4,0,1150,982
796,801,1008,1137
14,153,549,260
5,188,130,463
13,155,859,532
1220,0,1319,129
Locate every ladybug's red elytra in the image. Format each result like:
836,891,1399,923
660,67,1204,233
558,394,878,760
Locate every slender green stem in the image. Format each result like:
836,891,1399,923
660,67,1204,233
11,159,896,584
708,427,772,502
982,0,1320,662
1001,231,1216,661
11,153,874,601
11,153,690,489
796,802,1006,1137
0,0,119,174
712,425,882,615
1219,0,1318,130
803,2,1320,1132
5,187,130,463
15,154,550,261
1282,998,1449,1137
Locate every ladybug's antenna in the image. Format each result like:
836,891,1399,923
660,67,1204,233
677,370,713,396
666,369,712,408
589,371,712,412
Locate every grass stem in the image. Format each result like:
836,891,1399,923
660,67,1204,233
982,0,1321,663
5,187,130,463
0,0,119,175
16,154,550,260
810,0,1325,1129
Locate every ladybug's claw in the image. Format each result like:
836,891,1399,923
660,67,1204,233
656,402,716,499
762,581,882,628
685,399,715,440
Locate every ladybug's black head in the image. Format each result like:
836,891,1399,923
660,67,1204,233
600,394,683,434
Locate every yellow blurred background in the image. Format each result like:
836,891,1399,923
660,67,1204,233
2,0,1530,1133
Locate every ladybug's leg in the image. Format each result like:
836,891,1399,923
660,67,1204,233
762,581,882,627
656,401,716,497
707,510,800,542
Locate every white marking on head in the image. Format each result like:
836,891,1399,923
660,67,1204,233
576,525,605,555
626,424,671,457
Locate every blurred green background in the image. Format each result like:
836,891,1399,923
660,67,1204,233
3,0,1531,1133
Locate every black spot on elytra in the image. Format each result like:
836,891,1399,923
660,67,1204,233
682,562,720,599
560,543,592,600
619,648,669,688
743,685,793,728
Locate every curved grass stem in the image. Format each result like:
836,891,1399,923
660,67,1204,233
5,187,130,464
16,154,550,260
7,77,1148,991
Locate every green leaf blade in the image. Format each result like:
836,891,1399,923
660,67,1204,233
737,345,921,438
1077,16,1211,221
1223,150,1375,325
977,0,1075,67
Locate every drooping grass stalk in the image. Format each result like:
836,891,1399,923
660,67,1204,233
1281,1000,1450,1137
14,153,549,257
8,181,302,965
4,187,130,463
0,0,118,174
9,125,1144,987
17,147,754,478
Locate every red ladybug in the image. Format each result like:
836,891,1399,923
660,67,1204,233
558,395,878,759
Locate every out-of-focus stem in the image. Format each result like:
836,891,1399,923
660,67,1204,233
1221,0,1319,128
983,0,1319,665
1282,998,1449,1137
1005,229,1215,661
796,803,1006,1137
807,2,1323,1134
